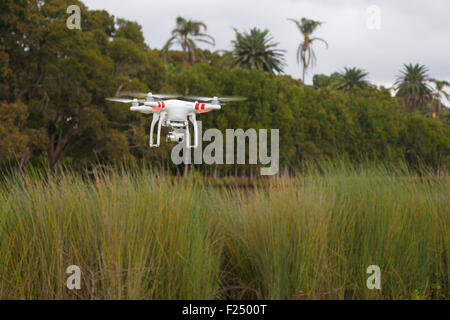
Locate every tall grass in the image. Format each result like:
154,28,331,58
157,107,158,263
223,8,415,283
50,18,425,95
0,163,448,299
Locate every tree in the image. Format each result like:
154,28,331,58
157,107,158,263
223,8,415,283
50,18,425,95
334,67,370,92
1,0,122,171
288,18,328,90
115,18,146,48
108,37,147,94
0,102,29,165
313,73,340,89
231,28,286,73
162,17,215,69
0,1,449,173
430,79,450,119
84,9,116,39
395,63,432,112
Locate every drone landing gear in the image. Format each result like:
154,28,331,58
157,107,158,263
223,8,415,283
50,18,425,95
185,113,198,149
149,112,164,147
149,112,198,148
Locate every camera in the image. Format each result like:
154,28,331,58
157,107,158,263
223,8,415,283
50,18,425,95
166,131,185,143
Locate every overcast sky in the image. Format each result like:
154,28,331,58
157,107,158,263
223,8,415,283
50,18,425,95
83,0,450,88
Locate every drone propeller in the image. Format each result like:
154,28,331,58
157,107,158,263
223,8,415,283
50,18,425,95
184,96,247,103
105,97,144,108
105,97,144,103
120,91,182,100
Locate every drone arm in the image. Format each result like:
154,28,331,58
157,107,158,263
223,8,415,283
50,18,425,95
131,106,154,114
206,104,221,110
193,103,221,113
144,101,166,109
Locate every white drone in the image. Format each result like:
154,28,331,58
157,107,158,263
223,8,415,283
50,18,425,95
106,92,246,148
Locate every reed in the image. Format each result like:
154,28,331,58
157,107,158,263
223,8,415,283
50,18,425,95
0,163,448,299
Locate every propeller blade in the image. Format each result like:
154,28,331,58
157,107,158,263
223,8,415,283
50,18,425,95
105,97,144,103
119,91,148,98
120,91,181,99
153,93,182,99
184,96,247,102
184,96,214,102
217,96,247,102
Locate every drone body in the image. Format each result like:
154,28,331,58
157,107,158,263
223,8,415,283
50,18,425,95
142,99,221,121
106,93,245,148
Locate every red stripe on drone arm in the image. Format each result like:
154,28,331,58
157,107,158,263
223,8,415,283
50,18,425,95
195,103,199,110
201,104,205,110
162,101,165,108
157,101,161,108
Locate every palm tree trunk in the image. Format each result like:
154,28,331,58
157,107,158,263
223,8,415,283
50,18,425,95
437,100,441,120
301,53,307,91
302,68,306,91
182,40,188,70
182,52,187,69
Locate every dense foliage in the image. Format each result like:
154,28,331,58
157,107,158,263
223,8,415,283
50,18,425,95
1,0,449,174
0,164,448,299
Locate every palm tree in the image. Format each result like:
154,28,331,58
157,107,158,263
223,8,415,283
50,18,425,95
231,27,286,73
162,17,215,69
394,63,432,112
334,67,370,92
288,18,328,90
430,79,450,119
